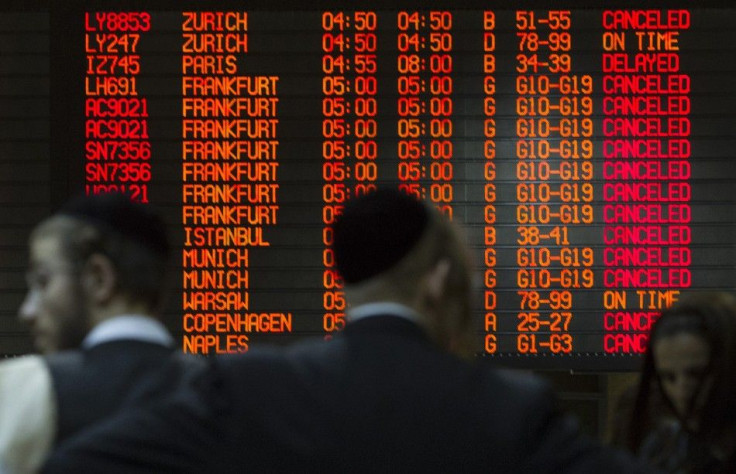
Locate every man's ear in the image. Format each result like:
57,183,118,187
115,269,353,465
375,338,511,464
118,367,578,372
425,258,451,301
420,258,458,353
81,253,117,304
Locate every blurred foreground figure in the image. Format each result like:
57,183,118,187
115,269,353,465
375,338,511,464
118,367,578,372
43,189,654,473
1,193,200,473
626,292,736,473
0,357,55,474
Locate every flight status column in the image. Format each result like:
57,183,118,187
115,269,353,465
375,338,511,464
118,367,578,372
515,10,593,356
602,10,692,353
180,12,283,353
396,11,454,218
84,12,152,202
482,11,498,354
320,11,379,337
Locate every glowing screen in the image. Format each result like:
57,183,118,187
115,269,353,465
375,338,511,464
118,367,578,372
2,0,735,369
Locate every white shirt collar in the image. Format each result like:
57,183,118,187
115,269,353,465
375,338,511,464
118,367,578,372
347,302,421,324
82,314,174,349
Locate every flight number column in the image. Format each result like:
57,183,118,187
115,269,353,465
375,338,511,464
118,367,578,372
482,11,498,354
515,10,593,356
601,10,692,353
321,11,379,337
180,12,282,354
396,11,454,218
84,12,152,202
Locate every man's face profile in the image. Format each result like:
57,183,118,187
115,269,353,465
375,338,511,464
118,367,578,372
19,234,88,353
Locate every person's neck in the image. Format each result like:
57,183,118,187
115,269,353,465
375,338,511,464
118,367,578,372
347,301,423,323
90,299,151,326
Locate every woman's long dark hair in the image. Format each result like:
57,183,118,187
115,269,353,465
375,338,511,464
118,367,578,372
627,292,736,455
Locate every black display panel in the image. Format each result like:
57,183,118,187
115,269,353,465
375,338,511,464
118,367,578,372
1,0,735,369
0,7,50,355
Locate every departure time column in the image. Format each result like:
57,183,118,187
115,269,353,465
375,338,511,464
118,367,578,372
320,11,379,337
396,11,454,217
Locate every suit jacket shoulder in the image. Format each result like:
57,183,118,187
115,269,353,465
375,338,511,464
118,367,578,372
46,340,203,444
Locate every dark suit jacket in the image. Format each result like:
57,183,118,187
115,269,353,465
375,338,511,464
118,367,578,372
46,339,202,445
44,316,656,473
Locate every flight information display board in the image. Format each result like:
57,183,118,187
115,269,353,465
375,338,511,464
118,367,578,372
3,0,735,369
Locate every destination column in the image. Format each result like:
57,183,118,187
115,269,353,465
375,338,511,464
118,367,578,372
180,12,283,353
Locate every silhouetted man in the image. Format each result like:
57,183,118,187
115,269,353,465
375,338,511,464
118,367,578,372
1,193,201,473
43,189,655,473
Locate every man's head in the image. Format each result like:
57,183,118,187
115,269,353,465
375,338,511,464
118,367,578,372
333,188,474,357
19,193,170,353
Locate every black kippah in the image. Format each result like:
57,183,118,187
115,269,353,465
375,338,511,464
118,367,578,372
58,192,170,257
333,188,429,284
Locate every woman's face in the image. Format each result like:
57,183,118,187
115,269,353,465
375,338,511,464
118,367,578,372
653,332,712,427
